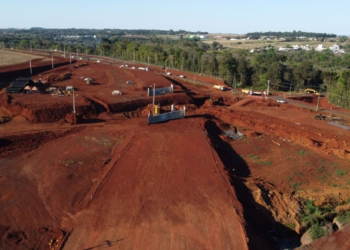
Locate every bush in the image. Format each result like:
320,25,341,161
309,223,327,240
336,211,350,224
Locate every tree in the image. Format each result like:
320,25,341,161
338,36,348,43
266,62,283,90
18,39,30,49
340,70,350,91
237,58,249,87
321,70,338,88
218,52,237,85
211,41,223,50
293,61,317,88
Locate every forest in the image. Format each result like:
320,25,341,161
0,28,349,108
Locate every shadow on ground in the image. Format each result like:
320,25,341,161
204,118,301,250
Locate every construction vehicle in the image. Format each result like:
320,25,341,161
304,88,319,95
213,85,225,91
242,89,251,94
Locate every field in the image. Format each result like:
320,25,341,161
0,50,350,250
0,50,43,67
152,34,340,50
203,38,337,50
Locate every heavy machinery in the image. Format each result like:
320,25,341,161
304,88,319,95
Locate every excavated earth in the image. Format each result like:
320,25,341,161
0,53,350,250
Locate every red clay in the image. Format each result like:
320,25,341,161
0,54,350,250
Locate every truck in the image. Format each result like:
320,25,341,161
213,85,225,91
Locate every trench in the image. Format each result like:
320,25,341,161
203,117,301,250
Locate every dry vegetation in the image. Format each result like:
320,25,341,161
0,50,43,66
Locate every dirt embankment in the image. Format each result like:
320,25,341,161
0,93,96,123
0,58,72,85
0,91,199,123
214,108,350,160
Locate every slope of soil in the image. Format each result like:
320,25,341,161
1,53,350,250
0,118,248,250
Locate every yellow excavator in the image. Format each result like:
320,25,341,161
304,88,320,95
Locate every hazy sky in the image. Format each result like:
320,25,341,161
1,0,349,35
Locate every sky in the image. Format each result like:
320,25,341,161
0,0,349,35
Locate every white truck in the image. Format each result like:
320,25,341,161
213,85,225,91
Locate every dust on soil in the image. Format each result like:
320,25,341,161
0,55,350,250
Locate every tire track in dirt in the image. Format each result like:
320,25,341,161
105,69,115,85
76,131,135,210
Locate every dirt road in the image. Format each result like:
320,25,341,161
61,118,248,250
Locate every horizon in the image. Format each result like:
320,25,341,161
0,0,349,36
0,27,345,37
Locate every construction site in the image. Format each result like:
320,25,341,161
0,50,350,250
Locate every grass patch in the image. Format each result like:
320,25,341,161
330,162,338,169
318,173,330,183
294,171,304,176
329,183,341,187
257,161,273,166
286,176,292,182
336,170,348,177
318,166,326,173
291,182,301,191
296,150,307,156
248,154,260,160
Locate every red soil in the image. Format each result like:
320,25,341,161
1,55,350,250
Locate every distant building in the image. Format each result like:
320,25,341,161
278,47,292,51
315,44,327,51
329,44,345,54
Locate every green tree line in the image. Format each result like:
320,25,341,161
247,31,337,39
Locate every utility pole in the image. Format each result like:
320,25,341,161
153,83,155,114
29,60,32,75
70,53,71,64
289,83,292,95
51,53,54,68
72,88,76,114
267,79,270,96
316,86,321,111
64,46,66,58
233,75,236,95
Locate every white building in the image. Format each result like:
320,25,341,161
329,44,345,54
315,44,327,51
